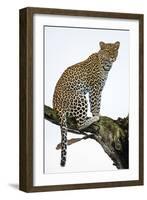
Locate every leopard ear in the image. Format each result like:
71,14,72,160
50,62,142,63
99,41,105,49
115,41,120,49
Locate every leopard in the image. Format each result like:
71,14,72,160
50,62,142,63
53,41,120,166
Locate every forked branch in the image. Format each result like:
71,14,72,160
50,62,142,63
44,105,128,169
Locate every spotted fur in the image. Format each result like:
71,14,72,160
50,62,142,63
53,41,120,166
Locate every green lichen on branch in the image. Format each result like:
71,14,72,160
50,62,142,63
44,105,128,169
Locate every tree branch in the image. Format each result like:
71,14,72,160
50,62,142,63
44,105,128,169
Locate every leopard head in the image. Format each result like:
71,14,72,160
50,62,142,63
99,41,120,63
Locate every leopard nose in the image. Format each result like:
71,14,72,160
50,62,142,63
110,57,115,62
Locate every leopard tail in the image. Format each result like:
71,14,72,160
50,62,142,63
60,113,67,167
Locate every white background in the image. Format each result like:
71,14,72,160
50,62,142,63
0,0,146,199
44,26,129,173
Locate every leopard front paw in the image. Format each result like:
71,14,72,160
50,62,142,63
92,112,100,119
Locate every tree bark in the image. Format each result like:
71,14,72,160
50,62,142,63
44,105,128,169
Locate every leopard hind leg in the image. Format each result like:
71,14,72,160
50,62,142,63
70,93,99,130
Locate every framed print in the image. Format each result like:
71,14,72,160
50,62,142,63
19,7,144,192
